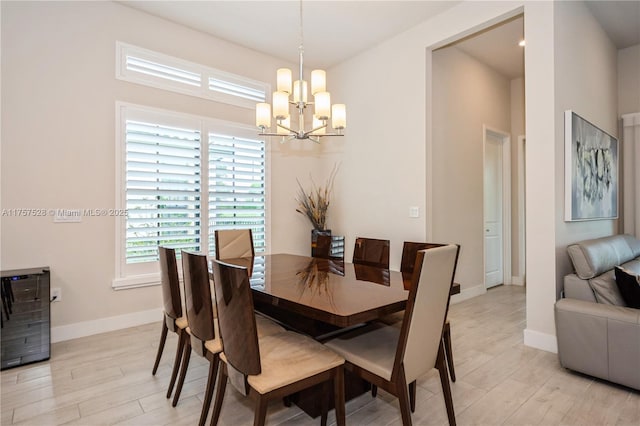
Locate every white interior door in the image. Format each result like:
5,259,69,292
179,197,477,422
484,133,504,288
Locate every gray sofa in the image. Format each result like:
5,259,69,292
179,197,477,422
555,234,640,390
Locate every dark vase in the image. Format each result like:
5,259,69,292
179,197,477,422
311,229,331,257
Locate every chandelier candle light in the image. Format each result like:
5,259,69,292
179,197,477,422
255,1,346,143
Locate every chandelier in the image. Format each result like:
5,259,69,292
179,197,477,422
255,1,346,143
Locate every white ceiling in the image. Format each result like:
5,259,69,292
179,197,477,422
118,1,461,69
119,1,639,77
453,16,524,80
586,1,640,49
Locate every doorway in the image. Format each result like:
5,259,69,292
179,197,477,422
484,127,511,289
429,13,525,298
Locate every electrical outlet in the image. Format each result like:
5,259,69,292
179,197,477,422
51,287,62,302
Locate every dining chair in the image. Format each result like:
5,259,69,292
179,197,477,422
214,229,254,260
209,259,346,426
401,242,458,382
373,241,459,404
173,252,286,425
152,247,189,400
352,237,390,269
325,244,460,426
173,250,222,426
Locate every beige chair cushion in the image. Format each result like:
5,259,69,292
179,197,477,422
325,322,399,381
255,313,286,338
185,314,281,352
175,316,188,330
205,337,223,354
246,331,344,394
186,322,223,355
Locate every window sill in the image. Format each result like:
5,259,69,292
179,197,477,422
112,273,160,290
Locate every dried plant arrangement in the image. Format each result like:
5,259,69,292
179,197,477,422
295,164,339,231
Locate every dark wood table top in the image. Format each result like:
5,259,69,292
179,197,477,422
218,253,460,329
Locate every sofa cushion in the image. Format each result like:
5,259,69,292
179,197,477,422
614,267,640,309
567,235,636,279
587,259,640,306
589,270,626,306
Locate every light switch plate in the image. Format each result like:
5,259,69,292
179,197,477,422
409,206,419,218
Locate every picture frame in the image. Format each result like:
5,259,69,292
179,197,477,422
565,110,618,221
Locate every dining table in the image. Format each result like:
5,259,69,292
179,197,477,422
215,253,461,418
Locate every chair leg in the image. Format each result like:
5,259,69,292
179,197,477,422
333,367,346,426
153,320,169,375
409,380,416,413
437,343,456,426
172,338,192,407
210,364,228,426
199,355,219,426
443,321,456,382
253,395,268,426
166,330,185,398
320,377,330,426
371,384,378,397
396,366,413,426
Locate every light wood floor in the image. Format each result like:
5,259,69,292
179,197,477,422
2,285,638,425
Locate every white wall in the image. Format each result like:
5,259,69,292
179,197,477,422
618,44,640,116
326,1,524,275
553,0,619,292
328,0,593,352
521,1,558,351
431,46,511,295
0,1,318,338
522,0,618,352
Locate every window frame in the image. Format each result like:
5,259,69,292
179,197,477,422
113,102,270,289
115,41,268,110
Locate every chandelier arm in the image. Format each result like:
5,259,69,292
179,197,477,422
276,122,295,133
305,123,328,136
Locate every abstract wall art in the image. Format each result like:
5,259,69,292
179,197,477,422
565,110,618,221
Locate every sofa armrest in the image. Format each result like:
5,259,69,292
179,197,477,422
555,298,640,390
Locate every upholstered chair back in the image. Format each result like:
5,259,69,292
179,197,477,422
182,251,215,349
398,244,459,383
215,229,255,260
159,247,182,324
211,259,261,377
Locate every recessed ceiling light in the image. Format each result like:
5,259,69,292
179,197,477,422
518,40,526,47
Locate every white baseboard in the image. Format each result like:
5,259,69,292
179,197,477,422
51,308,162,343
450,283,486,304
523,328,558,353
